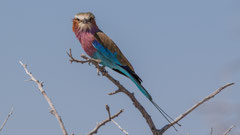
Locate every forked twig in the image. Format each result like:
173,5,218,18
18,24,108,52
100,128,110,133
105,105,128,135
87,105,124,135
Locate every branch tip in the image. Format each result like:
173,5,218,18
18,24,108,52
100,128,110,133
223,125,235,135
20,61,69,135
0,107,14,132
87,105,124,135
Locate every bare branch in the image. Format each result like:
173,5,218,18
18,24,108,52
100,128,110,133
105,105,128,135
67,50,235,135
67,51,161,135
87,105,123,135
0,107,13,132
159,83,235,134
19,61,68,135
223,125,235,135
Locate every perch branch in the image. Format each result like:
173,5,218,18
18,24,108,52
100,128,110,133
19,61,68,135
67,49,234,135
159,83,234,134
67,50,161,135
0,107,13,132
223,125,235,135
87,105,123,135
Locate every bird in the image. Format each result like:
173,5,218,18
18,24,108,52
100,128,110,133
72,12,177,126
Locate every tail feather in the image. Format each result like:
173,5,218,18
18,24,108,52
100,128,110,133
115,65,180,130
116,65,152,100
137,84,180,131
151,100,175,122
138,83,179,130
151,100,180,130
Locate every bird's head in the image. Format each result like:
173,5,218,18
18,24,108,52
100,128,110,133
72,12,99,34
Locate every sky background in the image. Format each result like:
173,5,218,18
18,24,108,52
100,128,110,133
0,0,240,135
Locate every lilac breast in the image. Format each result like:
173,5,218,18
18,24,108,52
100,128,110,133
77,32,97,56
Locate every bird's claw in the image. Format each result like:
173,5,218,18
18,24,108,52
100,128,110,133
97,68,100,76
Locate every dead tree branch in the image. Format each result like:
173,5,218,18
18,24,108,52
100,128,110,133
223,125,235,135
0,107,13,133
67,49,234,135
159,83,235,134
87,105,123,135
19,61,68,135
67,49,161,135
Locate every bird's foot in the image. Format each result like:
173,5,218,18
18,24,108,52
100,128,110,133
97,68,100,76
101,66,107,75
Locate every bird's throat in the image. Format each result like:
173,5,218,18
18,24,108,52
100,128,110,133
75,30,98,57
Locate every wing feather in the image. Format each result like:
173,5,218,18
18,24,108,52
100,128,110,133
94,31,134,72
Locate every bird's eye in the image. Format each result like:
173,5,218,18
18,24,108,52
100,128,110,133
89,18,93,22
75,18,81,22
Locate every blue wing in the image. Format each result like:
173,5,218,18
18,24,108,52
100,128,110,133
92,40,121,66
92,39,151,100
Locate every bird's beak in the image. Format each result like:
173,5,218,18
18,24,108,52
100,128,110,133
83,19,88,24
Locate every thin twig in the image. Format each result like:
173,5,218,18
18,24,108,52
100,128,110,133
223,125,235,135
210,127,213,135
19,61,68,135
87,105,123,135
0,107,13,132
111,119,128,135
105,105,111,119
67,49,101,64
159,83,235,134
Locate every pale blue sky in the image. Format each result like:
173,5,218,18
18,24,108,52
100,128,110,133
0,0,240,135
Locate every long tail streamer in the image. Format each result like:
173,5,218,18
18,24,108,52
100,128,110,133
151,100,181,131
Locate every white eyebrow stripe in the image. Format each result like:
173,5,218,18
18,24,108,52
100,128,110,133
74,15,91,20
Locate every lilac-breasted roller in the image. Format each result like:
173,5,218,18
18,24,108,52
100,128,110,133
72,12,175,124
